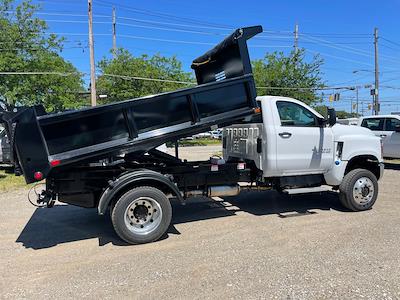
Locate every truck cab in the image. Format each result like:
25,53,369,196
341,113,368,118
224,96,384,190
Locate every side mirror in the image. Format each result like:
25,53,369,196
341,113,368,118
327,107,337,126
395,125,400,132
317,117,328,127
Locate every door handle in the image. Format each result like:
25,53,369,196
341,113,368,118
279,132,292,138
380,134,387,137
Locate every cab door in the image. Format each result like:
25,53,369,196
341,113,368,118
360,117,388,156
383,117,400,158
274,100,334,175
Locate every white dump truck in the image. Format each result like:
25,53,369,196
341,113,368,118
0,26,383,245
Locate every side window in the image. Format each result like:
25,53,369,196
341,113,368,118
276,101,317,127
361,118,384,131
385,118,400,131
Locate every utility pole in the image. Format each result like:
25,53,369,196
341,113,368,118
112,7,117,57
361,101,364,116
374,27,379,115
88,0,97,106
356,87,359,116
294,23,299,53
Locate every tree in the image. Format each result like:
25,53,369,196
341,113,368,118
0,0,85,112
335,110,359,119
96,49,193,104
314,105,360,119
252,49,325,105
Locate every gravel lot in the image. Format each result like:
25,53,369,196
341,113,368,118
0,147,399,299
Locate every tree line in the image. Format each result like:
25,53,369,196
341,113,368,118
1,0,351,117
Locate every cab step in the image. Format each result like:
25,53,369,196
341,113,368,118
283,186,333,195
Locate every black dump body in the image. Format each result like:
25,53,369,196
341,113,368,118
0,26,262,184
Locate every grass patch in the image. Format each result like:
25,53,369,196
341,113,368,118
212,151,223,157
0,169,29,191
385,159,400,164
168,138,222,147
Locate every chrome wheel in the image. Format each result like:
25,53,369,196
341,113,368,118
352,177,375,205
124,197,162,236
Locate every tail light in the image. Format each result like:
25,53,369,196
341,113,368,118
33,171,43,181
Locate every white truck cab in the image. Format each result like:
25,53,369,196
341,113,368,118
224,96,384,211
358,115,400,159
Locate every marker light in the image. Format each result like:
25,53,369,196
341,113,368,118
34,171,43,181
50,160,61,167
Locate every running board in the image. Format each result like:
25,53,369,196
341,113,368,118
283,186,333,195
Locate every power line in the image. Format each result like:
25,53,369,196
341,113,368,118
117,16,232,32
117,21,225,37
116,16,292,39
40,16,292,41
380,43,400,52
35,12,111,18
102,73,195,85
381,37,400,48
302,33,400,63
301,34,373,57
257,85,359,91
300,32,371,37
0,70,393,95
95,0,232,30
305,49,373,67
118,34,291,48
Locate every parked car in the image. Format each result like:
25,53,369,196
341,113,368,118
337,117,359,126
210,129,223,139
193,132,212,139
358,115,400,159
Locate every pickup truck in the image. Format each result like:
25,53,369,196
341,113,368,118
0,26,384,245
358,115,400,159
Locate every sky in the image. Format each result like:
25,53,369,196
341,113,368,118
29,0,400,115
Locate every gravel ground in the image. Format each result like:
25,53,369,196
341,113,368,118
0,147,399,299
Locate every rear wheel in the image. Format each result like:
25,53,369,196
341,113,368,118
111,186,172,244
339,168,378,211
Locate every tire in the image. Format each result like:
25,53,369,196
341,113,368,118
111,186,172,244
339,168,378,211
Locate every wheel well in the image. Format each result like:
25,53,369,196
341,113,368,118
109,179,178,209
345,155,381,180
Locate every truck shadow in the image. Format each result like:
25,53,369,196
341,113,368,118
16,190,346,250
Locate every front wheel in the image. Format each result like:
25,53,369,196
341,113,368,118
339,168,378,211
111,186,172,244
